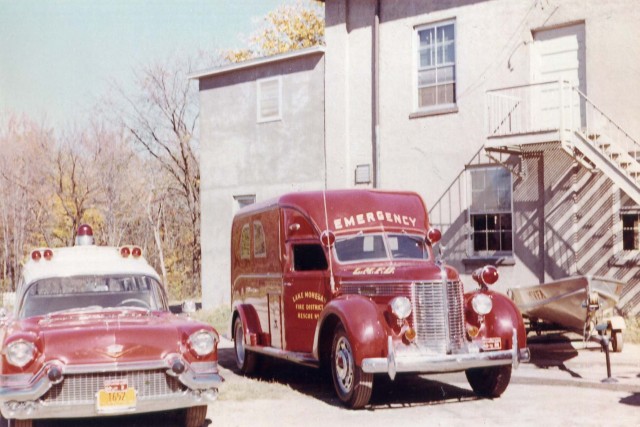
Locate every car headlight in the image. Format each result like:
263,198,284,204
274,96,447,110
472,293,493,315
188,330,218,357
5,340,36,368
389,296,412,320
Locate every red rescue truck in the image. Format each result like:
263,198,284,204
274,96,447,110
230,190,529,408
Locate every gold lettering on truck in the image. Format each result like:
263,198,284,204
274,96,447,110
292,292,326,321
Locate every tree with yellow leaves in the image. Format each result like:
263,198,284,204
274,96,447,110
225,0,324,62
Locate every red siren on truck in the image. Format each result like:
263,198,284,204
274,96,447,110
426,227,442,244
472,265,499,289
75,224,95,246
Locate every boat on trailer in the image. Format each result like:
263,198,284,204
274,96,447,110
509,275,626,352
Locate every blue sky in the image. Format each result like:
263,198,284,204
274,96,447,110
0,0,293,128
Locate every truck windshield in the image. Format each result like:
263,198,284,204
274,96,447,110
334,233,429,263
19,275,167,318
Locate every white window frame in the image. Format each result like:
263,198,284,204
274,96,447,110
257,76,282,123
414,19,457,113
466,166,514,257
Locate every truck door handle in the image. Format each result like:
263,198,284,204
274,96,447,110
284,282,292,287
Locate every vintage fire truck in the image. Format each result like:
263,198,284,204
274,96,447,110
0,225,222,427
231,190,529,408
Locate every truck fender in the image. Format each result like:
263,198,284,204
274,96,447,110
466,290,527,350
232,304,263,345
313,295,388,366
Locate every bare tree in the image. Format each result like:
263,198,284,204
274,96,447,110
114,55,202,293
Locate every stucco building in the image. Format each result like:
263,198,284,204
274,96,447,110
193,0,640,315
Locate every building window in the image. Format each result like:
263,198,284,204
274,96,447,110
257,76,282,122
622,212,640,250
415,21,456,111
234,194,255,212
468,166,513,255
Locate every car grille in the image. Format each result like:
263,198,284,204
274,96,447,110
41,369,187,405
341,280,466,353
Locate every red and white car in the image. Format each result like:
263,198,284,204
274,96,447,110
0,225,222,427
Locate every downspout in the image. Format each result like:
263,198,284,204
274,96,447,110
372,0,380,188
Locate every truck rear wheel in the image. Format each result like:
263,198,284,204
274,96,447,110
465,365,511,398
234,317,258,375
331,325,373,409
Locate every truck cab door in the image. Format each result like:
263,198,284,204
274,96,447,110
282,242,330,353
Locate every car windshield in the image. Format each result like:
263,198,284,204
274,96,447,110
334,233,429,263
19,275,167,318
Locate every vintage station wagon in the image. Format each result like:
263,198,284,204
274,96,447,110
231,190,529,408
0,225,222,427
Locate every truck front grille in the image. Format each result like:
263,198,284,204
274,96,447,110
341,280,465,353
41,369,187,405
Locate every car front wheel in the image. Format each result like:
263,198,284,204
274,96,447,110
331,325,373,409
184,405,207,427
465,365,512,398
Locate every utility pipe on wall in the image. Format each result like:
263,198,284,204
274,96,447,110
372,0,381,188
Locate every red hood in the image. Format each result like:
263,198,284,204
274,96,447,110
14,309,199,366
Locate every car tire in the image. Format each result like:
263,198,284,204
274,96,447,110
330,325,373,409
184,405,207,427
465,365,512,398
234,317,258,375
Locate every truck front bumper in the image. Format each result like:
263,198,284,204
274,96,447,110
361,328,530,380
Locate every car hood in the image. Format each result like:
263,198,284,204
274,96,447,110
29,309,192,365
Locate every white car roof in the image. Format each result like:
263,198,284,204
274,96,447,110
21,245,161,286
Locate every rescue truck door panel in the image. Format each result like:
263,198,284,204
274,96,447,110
282,242,329,353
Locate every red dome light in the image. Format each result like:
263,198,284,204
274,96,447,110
43,249,53,261
31,250,42,261
75,224,95,246
132,247,142,258
120,247,131,258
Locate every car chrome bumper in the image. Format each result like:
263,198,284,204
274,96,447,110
362,328,530,380
0,359,223,420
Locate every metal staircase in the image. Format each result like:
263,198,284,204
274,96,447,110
486,80,640,205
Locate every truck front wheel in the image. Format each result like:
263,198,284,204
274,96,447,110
234,317,258,375
331,325,373,409
465,365,511,398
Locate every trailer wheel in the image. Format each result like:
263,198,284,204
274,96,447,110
331,325,373,409
611,330,624,353
465,365,512,398
234,317,258,374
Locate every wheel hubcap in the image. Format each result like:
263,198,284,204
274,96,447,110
235,323,245,366
334,336,354,393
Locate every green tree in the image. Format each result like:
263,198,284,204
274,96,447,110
225,0,324,62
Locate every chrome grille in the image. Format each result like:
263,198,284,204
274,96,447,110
42,369,186,405
341,280,466,353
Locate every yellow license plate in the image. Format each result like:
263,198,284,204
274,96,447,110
96,388,137,413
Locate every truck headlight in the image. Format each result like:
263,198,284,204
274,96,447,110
389,296,412,320
188,330,218,357
5,340,36,368
472,293,493,315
